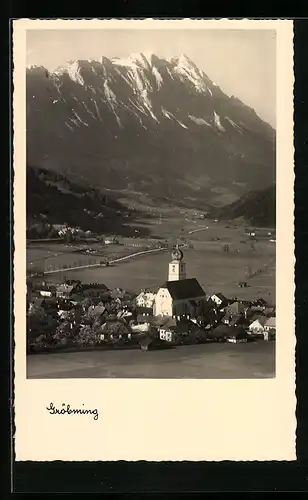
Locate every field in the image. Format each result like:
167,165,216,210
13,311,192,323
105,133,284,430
27,213,275,302
27,340,275,379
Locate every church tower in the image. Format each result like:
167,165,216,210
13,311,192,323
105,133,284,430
168,245,186,281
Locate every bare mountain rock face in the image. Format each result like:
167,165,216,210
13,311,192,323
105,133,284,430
27,53,275,206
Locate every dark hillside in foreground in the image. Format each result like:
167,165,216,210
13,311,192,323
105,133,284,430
212,185,276,227
26,165,151,237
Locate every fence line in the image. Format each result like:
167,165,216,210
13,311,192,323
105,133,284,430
44,247,168,275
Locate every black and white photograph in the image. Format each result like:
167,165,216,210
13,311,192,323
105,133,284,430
24,25,279,379
13,18,295,463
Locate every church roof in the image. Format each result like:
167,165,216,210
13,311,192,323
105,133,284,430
161,278,205,300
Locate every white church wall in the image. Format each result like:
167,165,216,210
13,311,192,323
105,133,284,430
153,288,173,316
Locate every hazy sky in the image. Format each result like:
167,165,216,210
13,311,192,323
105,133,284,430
27,29,276,127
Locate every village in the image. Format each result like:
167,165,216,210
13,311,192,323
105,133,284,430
27,243,276,355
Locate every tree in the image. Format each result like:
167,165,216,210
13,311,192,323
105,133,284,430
74,324,102,347
81,297,93,311
102,320,130,344
53,321,74,345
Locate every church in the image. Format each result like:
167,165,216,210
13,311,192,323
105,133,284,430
153,245,206,318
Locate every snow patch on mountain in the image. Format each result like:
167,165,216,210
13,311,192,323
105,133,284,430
152,66,163,89
112,52,154,70
162,108,188,129
92,99,102,121
72,110,89,127
188,114,212,127
120,65,158,122
166,68,174,79
82,101,97,120
213,111,225,132
54,61,84,86
69,118,80,128
173,54,208,93
123,102,147,129
162,108,172,120
129,98,147,116
225,116,243,134
103,80,122,127
140,92,158,122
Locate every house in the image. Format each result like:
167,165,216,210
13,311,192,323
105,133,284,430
81,283,109,300
135,291,156,308
264,316,276,333
263,307,276,317
56,281,81,299
37,285,54,297
210,293,229,309
226,326,248,343
264,316,276,329
221,312,232,325
248,315,268,335
135,307,153,317
57,299,77,319
225,301,248,317
238,281,248,288
251,298,267,308
263,317,276,341
249,305,266,315
130,314,156,333
104,237,119,245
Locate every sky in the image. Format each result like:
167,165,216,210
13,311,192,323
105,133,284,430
26,29,276,127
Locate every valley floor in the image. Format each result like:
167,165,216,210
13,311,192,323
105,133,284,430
27,340,275,379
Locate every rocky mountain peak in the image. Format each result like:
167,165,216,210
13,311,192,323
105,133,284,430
26,52,275,205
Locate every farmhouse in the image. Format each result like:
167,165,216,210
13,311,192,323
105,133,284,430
56,284,76,299
153,246,206,318
56,280,82,299
263,317,276,341
221,313,246,327
225,301,248,317
248,315,268,334
263,307,276,317
264,316,276,332
135,306,153,317
210,293,229,309
135,291,156,308
37,284,54,297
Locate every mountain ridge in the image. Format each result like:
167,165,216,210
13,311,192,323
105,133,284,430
26,53,276,206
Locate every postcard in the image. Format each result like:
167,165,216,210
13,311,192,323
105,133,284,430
13,18,295,461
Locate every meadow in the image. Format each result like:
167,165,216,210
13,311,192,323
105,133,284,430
27,213,275,303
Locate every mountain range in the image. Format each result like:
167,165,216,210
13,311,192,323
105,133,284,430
26,53,276,208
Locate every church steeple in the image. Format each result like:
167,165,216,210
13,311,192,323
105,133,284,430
168,245,186,281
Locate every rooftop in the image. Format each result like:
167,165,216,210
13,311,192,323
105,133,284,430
161,278,205,301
